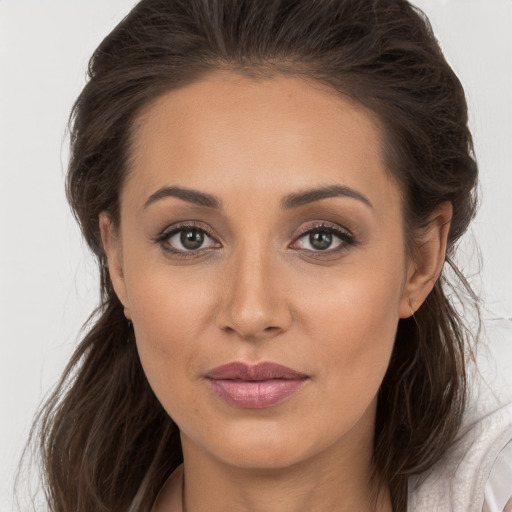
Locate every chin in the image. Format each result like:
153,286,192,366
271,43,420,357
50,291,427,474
189,418,333,471
216,443,310,471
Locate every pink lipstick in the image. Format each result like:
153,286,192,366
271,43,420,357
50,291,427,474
206,362,308,408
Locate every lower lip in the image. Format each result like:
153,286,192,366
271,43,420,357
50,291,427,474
209,378,307,408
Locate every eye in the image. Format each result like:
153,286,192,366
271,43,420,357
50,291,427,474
156,223,220,254
291,224,355,252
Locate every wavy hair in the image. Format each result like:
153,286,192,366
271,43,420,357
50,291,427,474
29,1,478,510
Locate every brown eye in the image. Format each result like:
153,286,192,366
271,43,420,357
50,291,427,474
180,229,205,250
159,225,220,253
309,231,333,250
291,224,355,253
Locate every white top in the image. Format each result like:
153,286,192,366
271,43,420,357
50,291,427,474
408,318,512,512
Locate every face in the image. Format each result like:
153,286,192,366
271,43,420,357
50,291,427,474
103,71,420,471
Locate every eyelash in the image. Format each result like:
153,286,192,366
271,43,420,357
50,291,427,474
153,221,357,258
153,221,219,258
292,223,357,255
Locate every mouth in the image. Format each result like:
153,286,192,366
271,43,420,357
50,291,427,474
205,361,309,409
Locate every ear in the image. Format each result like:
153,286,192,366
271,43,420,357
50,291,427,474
99,212,130,316
399,202,452,318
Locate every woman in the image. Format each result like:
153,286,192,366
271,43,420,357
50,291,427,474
30,0,512,511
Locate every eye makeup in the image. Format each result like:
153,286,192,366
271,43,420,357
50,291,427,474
151,217,360,263
152,220,221,258
290,222,358,254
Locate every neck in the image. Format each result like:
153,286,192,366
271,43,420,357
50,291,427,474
152,400,394,512
153,463,392,512
182,455,391,512
178,413,391,512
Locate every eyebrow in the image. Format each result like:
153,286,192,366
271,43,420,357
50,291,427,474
143,183,372,211
143,186,222,210
282,185,373,209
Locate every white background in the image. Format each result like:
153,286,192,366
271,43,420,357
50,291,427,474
1,1,511,510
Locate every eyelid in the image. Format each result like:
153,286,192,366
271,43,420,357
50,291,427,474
154,221,221,256
290,221,356,252
153,220,357,258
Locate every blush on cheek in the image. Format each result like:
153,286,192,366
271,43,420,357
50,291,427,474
313,283,399,397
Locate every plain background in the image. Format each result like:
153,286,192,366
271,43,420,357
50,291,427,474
1,1,511,510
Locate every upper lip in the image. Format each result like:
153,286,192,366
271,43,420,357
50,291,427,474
206,361,308,381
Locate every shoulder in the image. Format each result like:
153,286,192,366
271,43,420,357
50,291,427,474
408,319,512,512
484,439,512,512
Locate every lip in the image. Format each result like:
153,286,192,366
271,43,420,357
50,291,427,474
206,362,309,409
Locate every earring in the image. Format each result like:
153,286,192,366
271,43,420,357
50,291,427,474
123,307,133,331
408,299,419,328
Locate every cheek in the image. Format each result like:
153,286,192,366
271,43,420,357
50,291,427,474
125,241,217,332
121,221,406,436
298,257,405,406
124,262,217,405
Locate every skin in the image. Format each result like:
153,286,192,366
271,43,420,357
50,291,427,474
100,71,451,512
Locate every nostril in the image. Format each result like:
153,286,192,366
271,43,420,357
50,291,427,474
220,323,282,340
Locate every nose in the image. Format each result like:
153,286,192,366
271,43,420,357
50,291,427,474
216,246,292,341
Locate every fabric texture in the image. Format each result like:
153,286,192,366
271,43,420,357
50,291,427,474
484,440,512,512
408,318,512,512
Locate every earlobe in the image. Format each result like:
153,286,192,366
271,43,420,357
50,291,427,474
99,212,130,309
399,202,452,318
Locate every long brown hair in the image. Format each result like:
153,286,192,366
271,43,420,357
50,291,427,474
29,1,478,510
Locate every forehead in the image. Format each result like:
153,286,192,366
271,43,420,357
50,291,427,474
125,71,401,214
